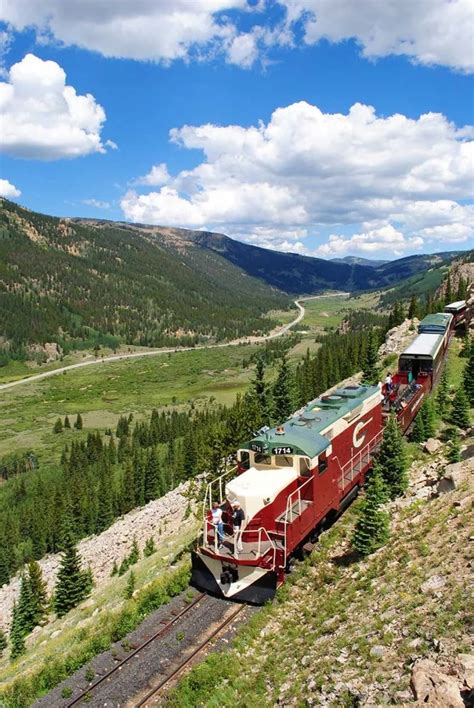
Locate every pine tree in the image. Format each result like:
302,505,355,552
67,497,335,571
53,526,91,617
456,276,467,300
446,428,461,463
124,570,136,599
378,415,408,498
17,573,35,634
411,412,426,443
351,467,390,556
144,536,156,557
445,272,453,304
53,418,63,434
451,387,470,430
436,368,450,418
118,557,129,576
420,398,436,438
74,413,83,430
0,629,7,657
9,601,26,660
463,339,474,405
272,357,293,421
128,537,139,566
408,295,419,320
362,330,379,385
27,560,48,627
144,450,160,503
460,332,471,358
64,416,71,430
252,355,270,424
0,547,10,587
110,560,119,577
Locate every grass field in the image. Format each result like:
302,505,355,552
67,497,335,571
0,293,385,463
0,343,261,462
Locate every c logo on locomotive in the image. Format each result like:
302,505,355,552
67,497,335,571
353,417,373,449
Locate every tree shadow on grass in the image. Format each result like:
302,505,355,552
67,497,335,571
332,550,361,568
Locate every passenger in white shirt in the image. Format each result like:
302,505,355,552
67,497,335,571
211,502,224,549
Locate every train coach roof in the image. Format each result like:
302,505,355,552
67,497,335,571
401,333,443,358
444,300,466,312
417,313,452,333
246,384,379,459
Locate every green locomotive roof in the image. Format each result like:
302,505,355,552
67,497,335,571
418,313,452,333
245,384,379,459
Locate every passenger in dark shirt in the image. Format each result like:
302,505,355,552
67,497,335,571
232,501,245,553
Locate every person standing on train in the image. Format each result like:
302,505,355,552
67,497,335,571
211,501,224,549
232,500,245,554
385,372,393,393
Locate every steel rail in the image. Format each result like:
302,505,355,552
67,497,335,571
65,592,207,707
135,604,246,707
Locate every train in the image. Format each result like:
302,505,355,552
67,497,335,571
190,300,467,604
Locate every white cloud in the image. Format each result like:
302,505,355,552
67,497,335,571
134,163,170,187
315,225,425,257
0,177,20,197
122,101,473,255
0,53,113,160
82,199,111,209
0,0,256,66
281,0,474,73
1,1,471,72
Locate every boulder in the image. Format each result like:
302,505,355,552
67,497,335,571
411,659,463,707
457,653,474,690
424,438,442,454
420,574,446,594
437,457,474,495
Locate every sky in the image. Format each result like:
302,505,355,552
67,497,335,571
0,0,473,260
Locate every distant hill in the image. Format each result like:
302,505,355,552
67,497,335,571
330,256,389,267
0,199,464,354
0,200,288,354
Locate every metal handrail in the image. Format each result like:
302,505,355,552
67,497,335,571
204,523,277,566
332,429,383,491
202,465,239,545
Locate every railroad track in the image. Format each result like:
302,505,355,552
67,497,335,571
135,604,246,707
65,592,208,707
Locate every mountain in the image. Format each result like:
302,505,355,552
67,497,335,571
0,199,288,354
0,199,463,355
330,256,389,267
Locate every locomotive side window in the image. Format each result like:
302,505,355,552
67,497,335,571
254,453,272,466
299,458,311,477
239,450,250,470
318,452,328,474
275,455,293,468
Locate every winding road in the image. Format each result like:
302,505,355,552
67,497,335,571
0,294,346,392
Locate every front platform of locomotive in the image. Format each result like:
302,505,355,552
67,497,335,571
190,420,330,604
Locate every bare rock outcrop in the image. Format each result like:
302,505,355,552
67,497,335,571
378,318,419,359
411,659,464,707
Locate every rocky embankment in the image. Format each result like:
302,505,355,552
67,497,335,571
0,481,194,632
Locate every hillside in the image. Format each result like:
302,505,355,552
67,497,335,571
0,200,288,355
0,199,464,357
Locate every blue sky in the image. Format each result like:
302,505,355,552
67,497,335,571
0,1,473,259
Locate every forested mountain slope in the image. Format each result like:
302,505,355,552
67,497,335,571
0,200,287,353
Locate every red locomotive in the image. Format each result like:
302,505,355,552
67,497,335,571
191,304,465,604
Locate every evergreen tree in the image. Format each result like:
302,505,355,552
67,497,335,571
0,547,10,587
446,428,461,463
411,412,426,443
144,450,160,503
408,295,419,320
27,560,48,627
53,418,63,434
272,356,293,421
377,415,408,498
74,414,83,430
144,536,156,557
460,332,471,358
463,339,474,405
64,416,71,430
436,368,450,418
110,560,118,576
251,355,270,424
0,629,7,657
445,271,452,304
351,467,390,556
124,570,136,599
456,276,467,300
451,387,470,430
362,330,379,385
17,572,35,634
420,398,436,438
9,601,26,660
128,537,139,566
118,557,129,576
53,526,91,617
